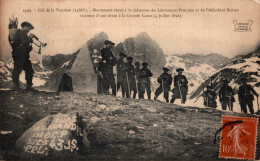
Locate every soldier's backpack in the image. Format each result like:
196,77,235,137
8,16,18,46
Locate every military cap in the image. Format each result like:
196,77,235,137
142,62,148,66
127,56,133,61
119,52,127,57
104,40,115,45
163,67,170,72
222,79,230,83
176,68,184,72
21,21,34,29
134,62,140,65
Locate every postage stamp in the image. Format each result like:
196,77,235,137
219,116,258,160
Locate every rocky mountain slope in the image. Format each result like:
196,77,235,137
0,90,259,160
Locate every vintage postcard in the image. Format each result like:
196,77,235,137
0,0,259,160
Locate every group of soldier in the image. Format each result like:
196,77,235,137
202,78,258,114
8,20,259,115
95,40,189,104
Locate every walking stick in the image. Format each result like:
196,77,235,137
162,78,165,101
126,71,131,97
135,75,139,98
177,81,183,102
115,65,118,97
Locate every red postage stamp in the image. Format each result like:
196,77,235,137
219,116,258,160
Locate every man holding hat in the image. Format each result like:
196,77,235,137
238,78,258,114
11,21,36,91
100,40,117,95
154,67,173,102
219,79,235,111
170,68,188,104
116,52,127,96
202,86,217,108
138,62,153,99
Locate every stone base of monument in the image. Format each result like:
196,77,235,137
15,112,89,160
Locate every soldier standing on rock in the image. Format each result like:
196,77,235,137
219,80,235,111
238,78,258,114
116,52,127,96
203,86,217,108
125,57,136,99
133,62,141,99
170,68,188,104
139,62,153,99
154,67,172,103
100,40,117,96
10,22,37,91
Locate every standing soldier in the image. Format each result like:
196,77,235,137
238,78,258,114
219,80,235,111
100,40,117,96
154,67,172,103
202,86,217,108
139,62,153,99
125,57,136,98
170,68,188,104
133,62,141,99
10,22,36,91
116,52,127,96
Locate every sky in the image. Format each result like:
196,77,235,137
0,0,259,62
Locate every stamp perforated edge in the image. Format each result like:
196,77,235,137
218,115,259,160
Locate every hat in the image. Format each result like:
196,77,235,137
127,57,133,61
163,67,170,72
104,40,115,45
176,68,184,72
119,52,127,57
134,62,140,65
21,22,34,29
142,62,148,66
223,80,230,83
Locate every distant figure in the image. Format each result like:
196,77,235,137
203,86,217,108
10,21,37,91
138,62,153,99
133,62,141,99
170,68,188,104
154,67,172,102
116,52,127,96
100,40,117,95
238,78,258,114
125,57,136,98
219,80,235,111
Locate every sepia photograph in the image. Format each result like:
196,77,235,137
0,0,259,160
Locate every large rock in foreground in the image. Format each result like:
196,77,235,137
15,113,89,160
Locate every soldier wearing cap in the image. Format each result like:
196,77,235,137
170,68,188,104
116,52,127,96
202,86,217,108
100,40,117,95
138,62,153,99
124,56,136,98
154,67,173,102
238,78,258,114
11,21,36,91
219,79,235,111
133,62,141,99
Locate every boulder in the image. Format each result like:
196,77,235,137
16,113,89,160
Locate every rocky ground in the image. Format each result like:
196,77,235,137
0,90,259,161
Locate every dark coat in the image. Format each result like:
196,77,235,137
138,68,153,84
100,47,117,70
174,74,188,88
219,85,235,102
238,84,258,102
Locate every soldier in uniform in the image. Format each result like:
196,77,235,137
133,62,141,99
125,57,136,98
138,62,153,99
238,78,258,114
10,22,36,91
116,52,127,96
154,67,173,103
100,40,117,96
219,80,235,111
170,68,188,104
203,86,217,108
